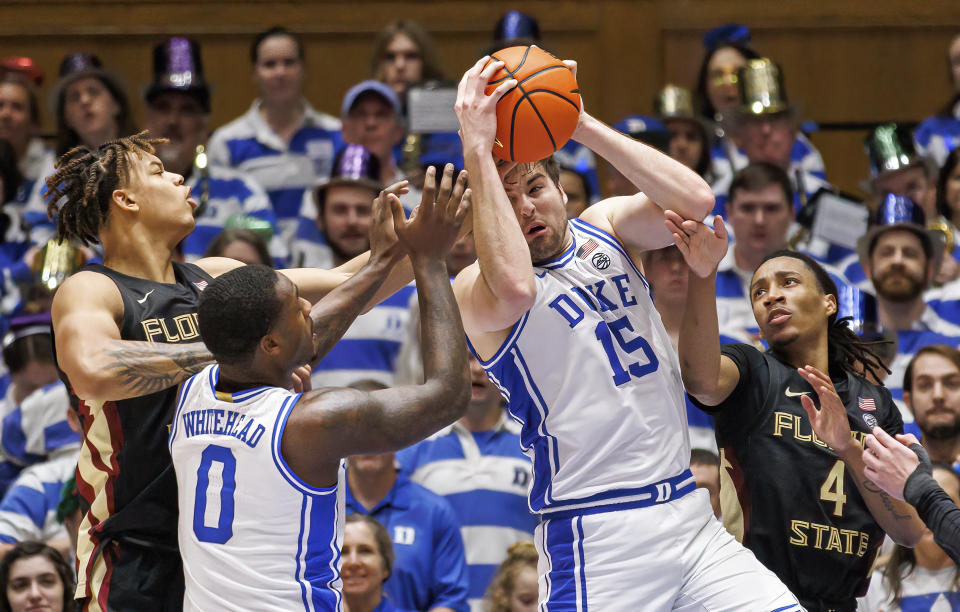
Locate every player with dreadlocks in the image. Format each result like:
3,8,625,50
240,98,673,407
669,210,926,612
46,131,468,611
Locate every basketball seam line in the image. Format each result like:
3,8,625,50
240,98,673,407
491,49,529,160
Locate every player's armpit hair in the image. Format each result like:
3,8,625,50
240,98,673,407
101,339,213,396
44,131,165,246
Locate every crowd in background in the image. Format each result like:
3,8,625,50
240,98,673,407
0,9,958,612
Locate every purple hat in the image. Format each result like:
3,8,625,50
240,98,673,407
493,11,541,44
146,37,210,112
49,52,126,115
341,80,401,118
315,144,383,202
2,312,52,349
703,24,751,51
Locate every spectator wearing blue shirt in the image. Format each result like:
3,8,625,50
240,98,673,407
207,27,342,248
857,195,960,421
345,430,469,612
342,514,417,612
142,37,284,266
398,352,535,612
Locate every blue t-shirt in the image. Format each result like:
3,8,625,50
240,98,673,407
345,472,469,612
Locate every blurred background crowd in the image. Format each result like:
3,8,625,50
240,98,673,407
0,3,958,611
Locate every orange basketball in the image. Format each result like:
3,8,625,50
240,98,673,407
483,46,581,163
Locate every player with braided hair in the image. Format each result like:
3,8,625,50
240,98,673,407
673,211,927,611
47,131,468,611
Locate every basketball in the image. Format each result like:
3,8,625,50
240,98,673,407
484,46,581,163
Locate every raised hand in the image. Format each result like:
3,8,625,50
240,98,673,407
797,365,854,456
390,164,471,263
664,210,728,278
455,56,517,155
368,180,410,265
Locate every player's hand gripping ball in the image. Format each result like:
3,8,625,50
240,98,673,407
483,46,581,163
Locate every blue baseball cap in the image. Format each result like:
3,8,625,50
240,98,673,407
341,80,401,118
613,115,670,153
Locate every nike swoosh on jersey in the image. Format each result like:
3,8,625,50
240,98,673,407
137,289,155,304
784,387,810,398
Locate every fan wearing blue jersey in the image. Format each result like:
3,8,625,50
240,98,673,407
171,165,472,611
674,209,927,608
453,55,801,610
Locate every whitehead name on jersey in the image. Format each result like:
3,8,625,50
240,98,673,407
472,219,691,515
170,365,345,612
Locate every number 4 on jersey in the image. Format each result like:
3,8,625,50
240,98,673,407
820,460,847,517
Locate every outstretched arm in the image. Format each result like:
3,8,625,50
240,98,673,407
669,212,741,405
52,271,214,400
799,367,925,547
282,165,472,488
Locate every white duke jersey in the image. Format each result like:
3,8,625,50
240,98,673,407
170,365,345,612
472,219,690,515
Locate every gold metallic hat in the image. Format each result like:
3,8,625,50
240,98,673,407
654,84,696,120
736,58,792,116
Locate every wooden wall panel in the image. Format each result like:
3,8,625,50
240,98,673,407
0,0,958,196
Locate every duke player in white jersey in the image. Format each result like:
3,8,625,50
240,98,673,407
170,167,472,611
453,56,802,609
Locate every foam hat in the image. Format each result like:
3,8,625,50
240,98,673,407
835,284,884,339
703,23,751,51
315,144,383,204
735,59,794,117
1,312,52,350
864,123,923,178
493,10,541,45
855,193,944,266
0,56,44,87
145,37,210,113
613,114,670,153
341,80,401,118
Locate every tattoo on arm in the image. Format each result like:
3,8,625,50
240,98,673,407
862,478,913,521
103,340,214,396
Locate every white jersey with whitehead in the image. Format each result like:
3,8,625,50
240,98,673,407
170,365,345,612
473,218,690,515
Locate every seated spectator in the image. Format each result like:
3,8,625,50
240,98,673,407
715,163,795,344
339,80,420,209
398,351,535,612
370,20,445,104
207,26,342,246
294,146,416,387
0,142,35,332
345,381,469,612
690,449,721,518
203,228,272,266
0,541,74,612
483,541,538,612
144,37,282,264
641,244,718,451
859,464,960,611
693,25,825,195
856,195,960,419
0,73,54,209
655,84,713,183
933,148,960,266
0,314,78,493
712,59,829,218
557,165,591,219
51,53,133,157
343,514,417,612
914,33,960,168
902,345,960,455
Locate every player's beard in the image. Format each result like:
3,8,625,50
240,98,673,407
529,223,567,265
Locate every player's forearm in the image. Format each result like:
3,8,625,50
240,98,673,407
574,113,714,221
81,340,214,400
463,149,535,303
308,255,394,362
285,253,412,314
905,472,960,563
678,269,723,402
840,446,925,547
415,256,469,400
